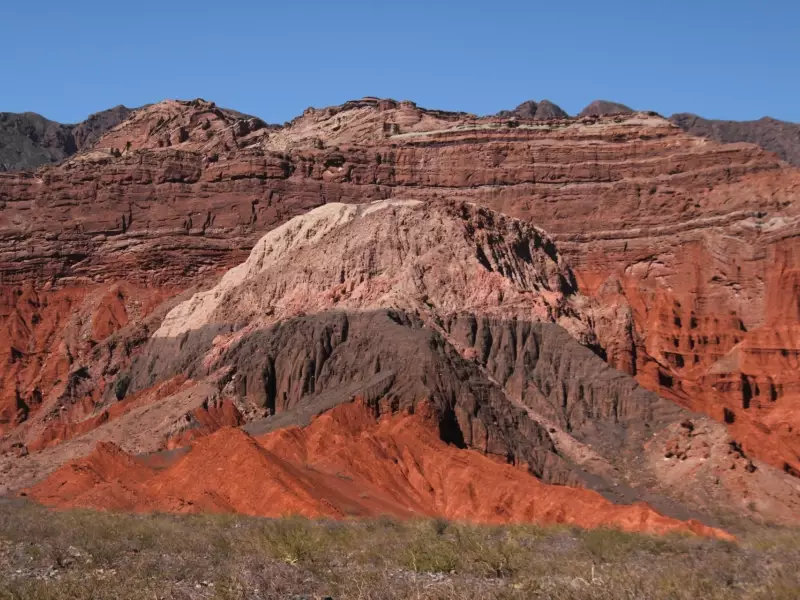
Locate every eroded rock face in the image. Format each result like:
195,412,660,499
8,199,798,528
152,201,584,340
550,185,800,476
2,97,800,529
133,310,574,484
440,315,800,523
117,201,594,487
0,281,175,433
71,105,134,151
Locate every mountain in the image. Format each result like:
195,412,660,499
495,99,569,120
0,105,132,172
0,112,75,171
495,99,635,120
17,200,738,535
2,96,800,532
670,113,800,166
578,99,634,116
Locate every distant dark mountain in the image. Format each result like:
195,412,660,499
496,99,568,120
0,113,76,172
0,105,132,172
72,105,133,151
578,100,634,117
670,113,800,167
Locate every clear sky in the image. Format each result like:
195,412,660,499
2,0,798,124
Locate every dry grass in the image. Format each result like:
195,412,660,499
0,499,798,599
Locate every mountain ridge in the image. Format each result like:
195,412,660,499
670,112,800,166
2,95,800,532
0,105,133,172
5,96,800,172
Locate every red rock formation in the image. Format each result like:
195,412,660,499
15,199,790,526
3,96,800,531
0,281,173,437
26,399,730,538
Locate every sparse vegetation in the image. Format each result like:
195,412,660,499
0,500,798,599
113,373,131,401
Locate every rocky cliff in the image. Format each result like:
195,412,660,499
2,97,800,530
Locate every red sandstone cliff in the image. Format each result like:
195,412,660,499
2,97,800,530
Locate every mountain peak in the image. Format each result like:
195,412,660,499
496,99,569,120
578,99,634,117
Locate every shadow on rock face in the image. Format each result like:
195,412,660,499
125,308,748,527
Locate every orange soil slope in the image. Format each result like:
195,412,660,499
27,400,730,539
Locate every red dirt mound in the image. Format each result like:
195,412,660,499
27,400,731,538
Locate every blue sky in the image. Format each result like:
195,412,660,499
2,0,798,124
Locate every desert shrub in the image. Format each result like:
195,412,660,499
581,527,676,562
114,373,131,400
401,534,461,573
1,503,799,600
